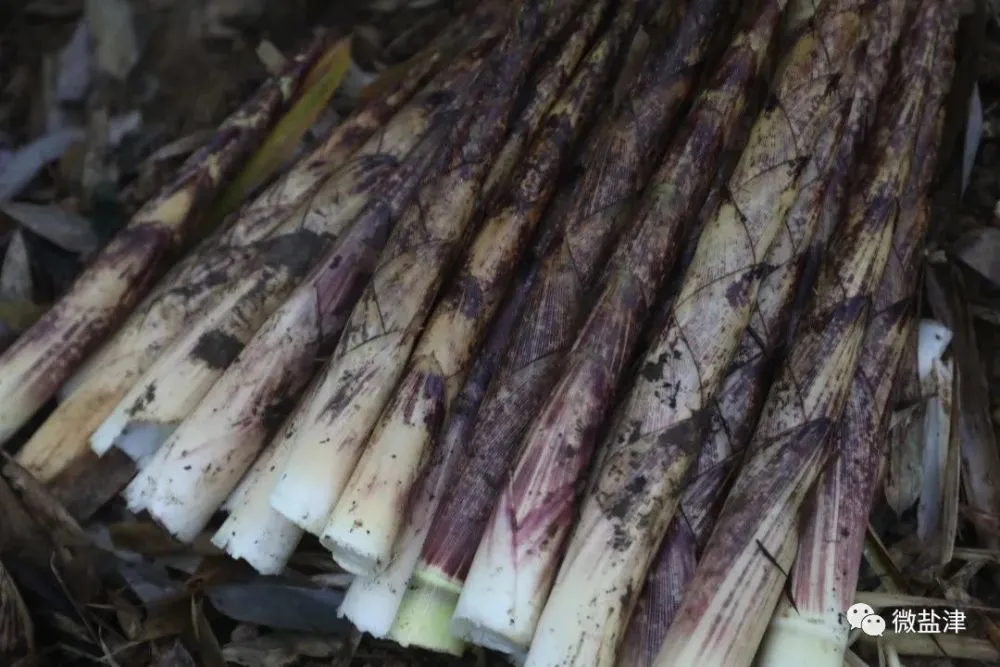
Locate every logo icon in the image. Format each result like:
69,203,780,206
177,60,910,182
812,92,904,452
861,614,886,637
847,602,885,637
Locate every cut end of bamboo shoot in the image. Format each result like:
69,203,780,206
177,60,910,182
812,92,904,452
323,534,383,576
338,575,407,638
451,589,532,656
269,470,334,536
388,579,466,656
89,407,132,457
114,422,176,468
211,508,302,576
754,608,848,667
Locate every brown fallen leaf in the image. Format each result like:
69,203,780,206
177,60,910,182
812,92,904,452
222,633,346,667
926,265,1000,554
46,448,136,523
952,226,1000,286
0,558,33,664
0,231,31,301
0,202,98,255
190,596,226,667
0,300,47,332
151,639,198,667
205,578,350,635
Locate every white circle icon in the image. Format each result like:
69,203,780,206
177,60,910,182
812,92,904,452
861,615,886,637
846,603,875,630
847,602,885,636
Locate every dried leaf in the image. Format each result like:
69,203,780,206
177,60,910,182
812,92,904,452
107,522,194,557
222,634,345,667
113,560,185,608
46,448,136,523
211,37,352,219
953,226,1000,287
926,265,1000,552
84,0,138,81
917,353,956,560
205,579,350,634
857,591,1000,613
191,597,226,667
962,82,982,196
108,590,143,640
0,231,32,301
0,300,46,332
56,20,90,104
0,559,34,663
1,202,98,254
151,639,197,667
140,598,192,641
0,456,90,551
0,129,85,202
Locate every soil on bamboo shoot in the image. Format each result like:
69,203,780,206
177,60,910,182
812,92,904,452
0,36,334,445
268,0,558,538
320,0,630,579
407,0,731,643
757,4,957,665
121,113,460,542
653,4,950,665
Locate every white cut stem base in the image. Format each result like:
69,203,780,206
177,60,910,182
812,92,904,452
90,406,131,456
115,422,175,468
338,574,408,637
325,537,382,577
754,609,848,667
211,451,303,575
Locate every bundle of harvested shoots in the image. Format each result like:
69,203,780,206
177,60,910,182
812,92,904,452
401,0,732,652
0,35,336,445
618,0,906,662
755,1,958,664
322,0,635,582
507,0,877,661
266,0,566,539
211,0,606,580
653,0,955,664
0,0,968,664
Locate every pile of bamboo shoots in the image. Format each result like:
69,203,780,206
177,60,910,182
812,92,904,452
1,0,961,664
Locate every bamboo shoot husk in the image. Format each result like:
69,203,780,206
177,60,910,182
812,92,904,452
0,35,334,445
755,3,957,664
651,3,950,664
321,0,632,578
407,0,733,645
268,0,567,537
